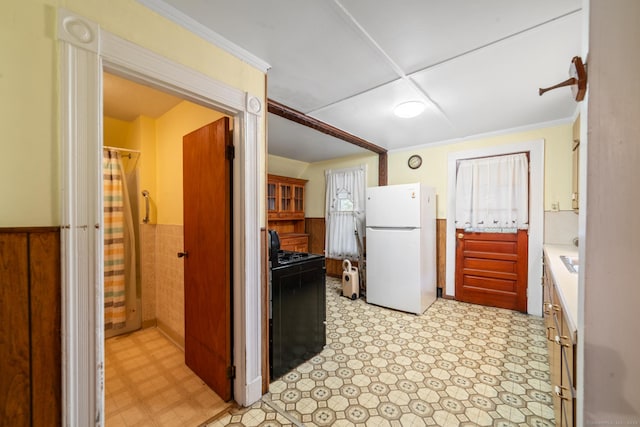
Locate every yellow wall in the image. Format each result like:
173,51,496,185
0,0,265,227
301,153,379,218
155,101,228,225
388,123,573,218
268,155,310,178
267,123,572,220
268,153,379,218
133,116,157,223
103,117,136,149
104,115,158,222
105,101,228,226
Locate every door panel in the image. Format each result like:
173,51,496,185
366,184,421,228
183,117,233,401
366,227,422,313
455,229,528,312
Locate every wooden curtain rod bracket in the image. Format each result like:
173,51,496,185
539,56,587,101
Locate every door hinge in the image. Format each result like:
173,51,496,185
226,145,235,160
227,365,236,379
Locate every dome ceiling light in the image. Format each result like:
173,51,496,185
393,101,426,118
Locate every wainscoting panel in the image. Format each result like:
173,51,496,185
304,217,325,255
0,232,29,426
140,224,157,326
155,224,185,347
29,231,61,427
0,228,61,427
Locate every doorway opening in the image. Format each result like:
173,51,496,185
59,15,265,422
445,139,544,316
453,153,530,312
102,72,234,425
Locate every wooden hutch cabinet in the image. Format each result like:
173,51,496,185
267,174,309,252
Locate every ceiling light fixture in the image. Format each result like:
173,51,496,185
393,101,426,118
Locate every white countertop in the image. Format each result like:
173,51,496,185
543,244,578,339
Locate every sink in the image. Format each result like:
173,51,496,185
560,255,579,273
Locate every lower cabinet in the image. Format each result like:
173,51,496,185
270,258,326,380
543,256,576,427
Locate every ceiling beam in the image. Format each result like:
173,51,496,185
267,99,387,155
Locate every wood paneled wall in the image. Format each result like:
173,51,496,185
304,218,325,255
0,228,61,427
305,217,448,286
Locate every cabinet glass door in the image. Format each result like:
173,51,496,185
294,185,304,212
280,184,292,212
267,182,277,212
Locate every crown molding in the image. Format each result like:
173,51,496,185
136,0,271,73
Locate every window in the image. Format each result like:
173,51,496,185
325,165,366,259
455,153,529,232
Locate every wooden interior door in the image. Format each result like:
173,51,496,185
183,117,233,401
455,229,528,312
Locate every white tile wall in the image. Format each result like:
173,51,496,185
155,224,185,344
544,210,579,245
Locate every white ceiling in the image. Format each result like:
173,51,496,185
103,72,183,120
103,72,368,162
127,0,583,162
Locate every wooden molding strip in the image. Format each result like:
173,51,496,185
267,99,386,155
0,227,61,233
267,99,388,185
378,152,388,186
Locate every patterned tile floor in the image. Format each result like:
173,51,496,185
105,327,232,426
209,277,554,427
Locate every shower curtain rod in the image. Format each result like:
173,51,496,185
104,146,140,154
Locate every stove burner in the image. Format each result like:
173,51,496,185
274,250,322,267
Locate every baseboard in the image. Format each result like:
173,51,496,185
142,319,157,329
156,319,185,350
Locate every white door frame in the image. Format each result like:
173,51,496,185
445,139,544,315
58,9,264,426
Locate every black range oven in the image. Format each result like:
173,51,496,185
268,230,326,380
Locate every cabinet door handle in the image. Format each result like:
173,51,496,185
554,334,570,347
177,251,188,258
546,327,555,342
554,385,570,401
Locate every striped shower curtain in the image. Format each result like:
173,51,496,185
104,150,127,330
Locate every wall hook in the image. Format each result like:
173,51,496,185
539,56,587,101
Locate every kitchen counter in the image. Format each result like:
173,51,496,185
543,244,578,338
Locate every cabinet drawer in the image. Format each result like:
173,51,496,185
280,235,309,252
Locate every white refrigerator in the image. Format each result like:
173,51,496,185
365,183,437,314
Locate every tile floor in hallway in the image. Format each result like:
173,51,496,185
105,327,232,427
209,277,554,427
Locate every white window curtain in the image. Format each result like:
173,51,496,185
325,165,366,259
455,153,529,232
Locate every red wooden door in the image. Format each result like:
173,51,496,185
455,229,528,312
183,117,233,401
